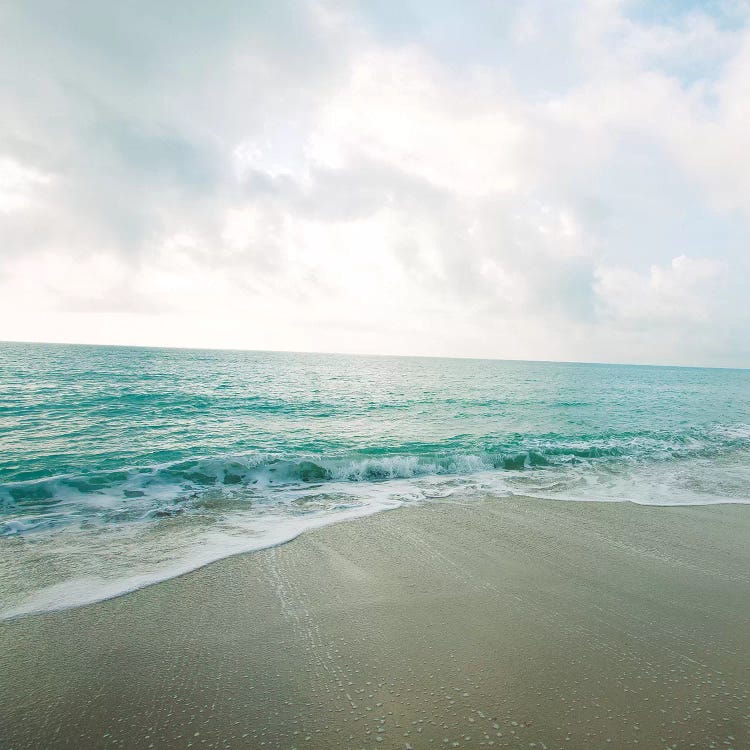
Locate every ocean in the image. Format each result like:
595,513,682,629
1,342,748,619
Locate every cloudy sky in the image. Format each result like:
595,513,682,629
1,0,749,366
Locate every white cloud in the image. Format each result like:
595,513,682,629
0,0,748,366
0,157,51,213
595,255,728,324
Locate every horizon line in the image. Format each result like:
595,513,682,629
1,337,747,372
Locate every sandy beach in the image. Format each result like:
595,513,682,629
1,496,748,749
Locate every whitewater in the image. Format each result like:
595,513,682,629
1,342,748,619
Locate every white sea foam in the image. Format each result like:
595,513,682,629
0,490,406,620
3,346,749,620
2,452,749,620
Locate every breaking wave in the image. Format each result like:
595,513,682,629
2,343,749,620
3,424,750,537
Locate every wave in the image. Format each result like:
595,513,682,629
2,427,749,619
2,424,750,534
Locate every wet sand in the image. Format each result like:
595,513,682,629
1,496,749,749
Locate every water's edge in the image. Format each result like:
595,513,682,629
4,493,750,623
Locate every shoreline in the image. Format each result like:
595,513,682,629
5,493,749,624
0,497,405,622
2,495,749,749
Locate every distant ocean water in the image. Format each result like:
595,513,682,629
1,342,749,618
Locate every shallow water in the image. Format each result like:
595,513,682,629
1,342,749,617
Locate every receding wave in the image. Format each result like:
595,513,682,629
2,423,749,619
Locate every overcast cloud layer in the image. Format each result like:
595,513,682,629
1,0,749,366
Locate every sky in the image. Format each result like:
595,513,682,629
1,0,749,367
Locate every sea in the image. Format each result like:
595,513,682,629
1,342,748,619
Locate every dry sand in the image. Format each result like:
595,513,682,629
1,495,748,749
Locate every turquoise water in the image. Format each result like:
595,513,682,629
1,342,749,617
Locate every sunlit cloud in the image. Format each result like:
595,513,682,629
0,0,748,366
